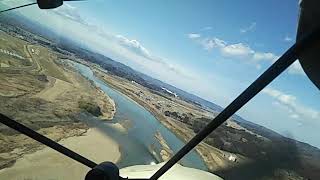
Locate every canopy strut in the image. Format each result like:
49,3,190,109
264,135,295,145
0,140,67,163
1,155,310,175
150,26,320,180
0,22,319,180
0,113,98,168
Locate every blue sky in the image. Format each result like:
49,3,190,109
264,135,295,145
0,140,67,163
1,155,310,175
2,0,320,148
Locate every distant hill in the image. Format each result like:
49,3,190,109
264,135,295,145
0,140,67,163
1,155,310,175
0,12,227,113
2,13,320,179
4,11,320,149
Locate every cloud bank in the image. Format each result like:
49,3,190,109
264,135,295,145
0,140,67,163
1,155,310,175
188,35,279,68
263,87,319,121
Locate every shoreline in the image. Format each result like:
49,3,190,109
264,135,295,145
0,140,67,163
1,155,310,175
95,86,117,120
0,127,121,180
65,59,117,121
73,61,245,173
0,57,119,173
92,69,217,171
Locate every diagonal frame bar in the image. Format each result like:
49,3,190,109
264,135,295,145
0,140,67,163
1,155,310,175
0,113,98,169
0,8,318,178
150,27,320,180
0,115,150,180
0,2,37,14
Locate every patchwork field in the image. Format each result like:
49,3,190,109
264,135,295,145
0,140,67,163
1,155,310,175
0,30,116,171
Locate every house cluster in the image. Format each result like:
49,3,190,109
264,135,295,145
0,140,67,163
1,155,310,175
30,48,40,55
161,87,178,98
223,152,238,162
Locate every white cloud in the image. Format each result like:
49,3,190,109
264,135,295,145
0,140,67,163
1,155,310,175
200,37,226,50
240,22,256,33
220,43,279,63
296,121,303,126
279,94,297,105
221,43,254,57
115,35,152,59
263,88,282,97
188,33,278,62
111,35,193,79
193,36,278,64
284,35,293,42
187,33,288,70
112,35,193,79
290,114,300,119
252,52,279,62
187,33,201,39
14,2,196,86
52,6,191,79
52,3,88,25
263,87,320,120
256,64,262,70
288,61,305,75
202,26,213,31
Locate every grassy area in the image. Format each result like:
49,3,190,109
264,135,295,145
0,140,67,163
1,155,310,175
0,31,32,69
0,31,27,57
30,46,69,82
0,54,31,68
0,31,69,82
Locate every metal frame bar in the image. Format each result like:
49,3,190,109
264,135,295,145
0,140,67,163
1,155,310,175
0,2,37,14
0,113,98,168
150,27,320,180
0,9,318,179
0,114,148,180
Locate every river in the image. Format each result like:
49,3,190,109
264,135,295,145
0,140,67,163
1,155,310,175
72,61,207,171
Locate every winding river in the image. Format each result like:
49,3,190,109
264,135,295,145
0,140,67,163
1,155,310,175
72,62,207,171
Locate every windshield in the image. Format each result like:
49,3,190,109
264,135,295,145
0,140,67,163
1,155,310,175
0,0,319,180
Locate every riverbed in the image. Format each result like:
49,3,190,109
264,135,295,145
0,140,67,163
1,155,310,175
72,61,207,171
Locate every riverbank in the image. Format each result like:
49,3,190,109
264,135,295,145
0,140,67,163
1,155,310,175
73,62,206,170
0,128,121,180
92,68,235,172
0,47,117,171
92,65,314,180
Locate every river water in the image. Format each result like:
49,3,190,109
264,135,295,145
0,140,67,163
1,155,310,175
72,62,207,171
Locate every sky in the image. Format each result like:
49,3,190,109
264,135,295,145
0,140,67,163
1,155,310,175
1,0,320,148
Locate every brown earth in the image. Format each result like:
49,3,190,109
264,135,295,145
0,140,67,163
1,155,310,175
0,32,116,170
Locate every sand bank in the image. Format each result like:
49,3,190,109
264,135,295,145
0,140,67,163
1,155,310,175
0,128,120,180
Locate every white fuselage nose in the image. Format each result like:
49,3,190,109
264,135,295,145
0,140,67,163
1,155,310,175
120,163,223,180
